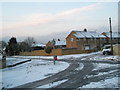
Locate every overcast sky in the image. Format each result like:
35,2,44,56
0,1,118,43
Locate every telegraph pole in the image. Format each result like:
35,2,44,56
109,17,113,55
52,39,56,65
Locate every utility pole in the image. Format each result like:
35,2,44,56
52,39,56,65
109,17,113,55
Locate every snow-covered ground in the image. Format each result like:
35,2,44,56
83,55,119,88
0,52,120,89
75,63,84,71
14,51,120,62
13,51,101,60
90,55,120,61
86,69,118,78
80,77,119,88
93,63,119,71
37,79,68,88
1,59,69,88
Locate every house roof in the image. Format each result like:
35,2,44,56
54,40,66,46
31,43,45,47
103,32,120,38
73,31,105,38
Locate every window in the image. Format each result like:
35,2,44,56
84,37,86,41
100,38,102,40
77,38,80,41
76,38,79,41
84,45,90,50
70,38,74,42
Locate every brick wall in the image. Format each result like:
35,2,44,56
19,48,95,56
62,48,95,55
113,44,120,56
66,31,77,48
20,49,62,56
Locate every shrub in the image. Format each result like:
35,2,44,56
45,46,53,54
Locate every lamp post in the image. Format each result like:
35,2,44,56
109,17,113,55
52,39,56,65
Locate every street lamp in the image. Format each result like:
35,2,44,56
52,39,56,65
109,17,113,55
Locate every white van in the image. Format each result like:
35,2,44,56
102,45,111,55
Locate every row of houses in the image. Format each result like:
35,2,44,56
31,29,120,51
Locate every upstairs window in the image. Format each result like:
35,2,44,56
70,38,74,42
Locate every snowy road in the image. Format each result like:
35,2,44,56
10,53,120,89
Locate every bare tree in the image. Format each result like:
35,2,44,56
24,37,36,47
0,41,7,49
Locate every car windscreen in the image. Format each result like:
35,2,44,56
104,46,111,49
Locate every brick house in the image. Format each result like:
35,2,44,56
66,29,107,50
46,39,66,49
102,32,120,44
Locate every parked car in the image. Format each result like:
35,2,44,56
102,45,111,55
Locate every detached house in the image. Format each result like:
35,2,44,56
46,39,66,49
102,32,120,44
66,29,106,50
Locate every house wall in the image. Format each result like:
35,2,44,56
46,41,53,48
66,31,108,50
66,31,78,48
99,38,106,46
112,38,120,44
76,39,84,50
74,38,104,50
113,44,120,56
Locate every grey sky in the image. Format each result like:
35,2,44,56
1,1,118,43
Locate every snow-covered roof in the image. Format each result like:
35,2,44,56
74,31,105,38
31,43,45,47
55,40,66,46
104,32,120,38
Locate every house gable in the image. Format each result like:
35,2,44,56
66,31,77,39
46,41,53,48
66,31,78,48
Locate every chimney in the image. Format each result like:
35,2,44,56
84,28,87,32
58,39,60,41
